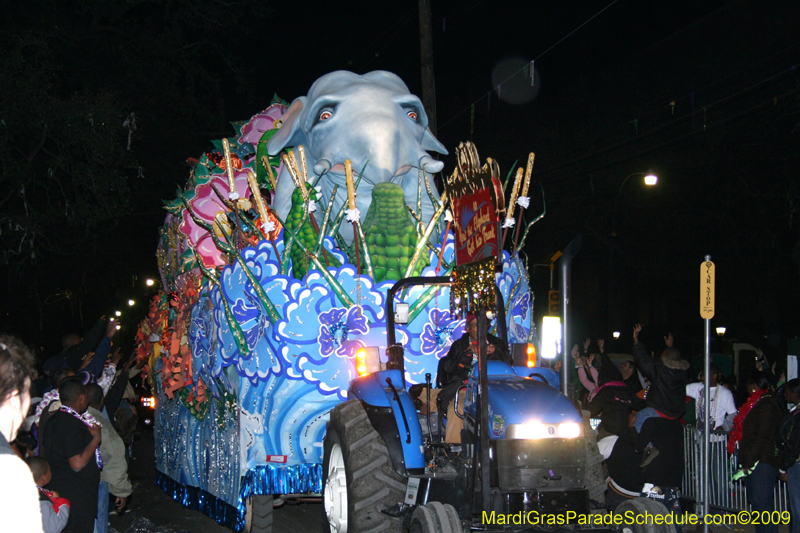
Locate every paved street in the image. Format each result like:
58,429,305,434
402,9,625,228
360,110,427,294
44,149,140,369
108,430,792,533
108,430,325,533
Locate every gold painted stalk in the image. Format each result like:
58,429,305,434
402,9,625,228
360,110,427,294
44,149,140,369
404,191,448,278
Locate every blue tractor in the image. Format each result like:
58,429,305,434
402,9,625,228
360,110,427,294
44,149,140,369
321,276,606,533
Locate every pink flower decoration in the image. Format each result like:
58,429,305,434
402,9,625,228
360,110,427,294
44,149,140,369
239,103,287,145
179,171,252,268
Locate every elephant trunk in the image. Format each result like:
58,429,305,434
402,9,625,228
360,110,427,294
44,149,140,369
418,154,444,174
313,158,332,177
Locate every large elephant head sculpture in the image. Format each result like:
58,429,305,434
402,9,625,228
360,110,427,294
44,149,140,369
267,70,448,243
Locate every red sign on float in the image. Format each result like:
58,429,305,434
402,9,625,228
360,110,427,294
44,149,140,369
445,142,505,267
453,188,499,265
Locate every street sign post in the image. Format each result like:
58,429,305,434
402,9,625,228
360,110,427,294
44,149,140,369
700,255,714,519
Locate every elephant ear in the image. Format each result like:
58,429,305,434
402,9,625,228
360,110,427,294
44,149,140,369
422,128,448,155
267,97,307,155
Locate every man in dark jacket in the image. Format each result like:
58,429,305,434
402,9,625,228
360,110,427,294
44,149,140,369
632,325,690,422
436,313,510,443
631,324,690,466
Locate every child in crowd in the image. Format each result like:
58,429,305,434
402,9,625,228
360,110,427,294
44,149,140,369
27,456,70,533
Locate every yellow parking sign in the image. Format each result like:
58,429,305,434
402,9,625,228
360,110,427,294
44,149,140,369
700,260,715,319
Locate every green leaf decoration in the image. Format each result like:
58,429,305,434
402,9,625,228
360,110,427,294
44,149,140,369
362,183,429,282
285,187,340,279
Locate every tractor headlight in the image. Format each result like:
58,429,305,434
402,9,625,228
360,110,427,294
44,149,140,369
506,422,549,439
505,421,583,439
557,422,581,438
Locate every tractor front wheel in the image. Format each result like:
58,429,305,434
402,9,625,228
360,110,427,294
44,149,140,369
323,399,406,533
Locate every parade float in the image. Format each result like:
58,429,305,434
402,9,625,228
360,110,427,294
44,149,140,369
136,70,544,531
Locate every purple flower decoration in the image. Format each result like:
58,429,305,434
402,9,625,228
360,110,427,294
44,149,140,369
318,307,368,357
420,309,458,358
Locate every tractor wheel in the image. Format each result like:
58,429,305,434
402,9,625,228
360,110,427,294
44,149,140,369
614,497,676,533
244,494,273,533
323,399,406,533
409,502,462,533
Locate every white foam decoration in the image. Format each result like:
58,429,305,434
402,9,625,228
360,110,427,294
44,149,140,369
345,208,361,222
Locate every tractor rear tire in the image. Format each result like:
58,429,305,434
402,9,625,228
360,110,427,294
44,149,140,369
614,497,676,533
244,494,273,533
409,502,462,533
323,399,407,533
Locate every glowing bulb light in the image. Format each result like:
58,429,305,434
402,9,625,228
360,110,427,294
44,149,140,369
128,299,135,306
541,317,561,359
145,279,155,287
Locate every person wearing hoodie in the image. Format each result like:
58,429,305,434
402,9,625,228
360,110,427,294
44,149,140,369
585,349,646,442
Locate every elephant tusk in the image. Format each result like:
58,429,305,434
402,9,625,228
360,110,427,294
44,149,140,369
419,155,444,174
313,159,332,177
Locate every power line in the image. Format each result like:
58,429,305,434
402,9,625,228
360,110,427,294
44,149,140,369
438,0,620,131
541,82,800,187
593,39,800,143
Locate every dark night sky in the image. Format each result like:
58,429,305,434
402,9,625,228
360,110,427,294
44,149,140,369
2,0,799,363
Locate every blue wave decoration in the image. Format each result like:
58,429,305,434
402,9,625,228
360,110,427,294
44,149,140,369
235,464,323,531
155,471,238,529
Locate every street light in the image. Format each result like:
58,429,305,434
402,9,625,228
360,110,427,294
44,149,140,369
115,310,121,317
145,278,155,287
613,331,621,339
128,299,135,306
716,326,726,336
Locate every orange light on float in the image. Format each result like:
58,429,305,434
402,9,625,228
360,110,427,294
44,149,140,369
356,349,368,376
355,347,381,376
526,344,537,368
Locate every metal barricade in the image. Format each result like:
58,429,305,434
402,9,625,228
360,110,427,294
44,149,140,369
682,425,789,512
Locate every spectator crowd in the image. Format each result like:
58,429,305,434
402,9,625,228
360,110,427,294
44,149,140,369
1,317,144,533
4,313,800,533
567,325,800,533
428,316,800,531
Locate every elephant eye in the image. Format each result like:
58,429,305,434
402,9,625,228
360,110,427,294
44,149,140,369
319,109,334,122
406,110,418,121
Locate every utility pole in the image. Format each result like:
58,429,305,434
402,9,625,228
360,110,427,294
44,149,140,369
418,0,437,135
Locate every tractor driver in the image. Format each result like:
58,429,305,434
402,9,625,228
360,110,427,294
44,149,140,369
436,313,510,444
